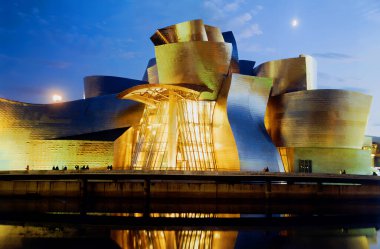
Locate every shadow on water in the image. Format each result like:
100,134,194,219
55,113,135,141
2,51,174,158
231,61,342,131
0,197,379,249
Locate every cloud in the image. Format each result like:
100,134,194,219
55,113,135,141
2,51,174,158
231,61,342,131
203,0,225,20
239,24,262,38
312,52,354,60
251,5,263,15
229,12,252,27
203,0,263,41
365,8,380,22
358,0,380,23
318,72,345,83
223,0,245,12
203,0,245,20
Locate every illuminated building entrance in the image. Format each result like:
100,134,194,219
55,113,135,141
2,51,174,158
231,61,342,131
121,85,217,171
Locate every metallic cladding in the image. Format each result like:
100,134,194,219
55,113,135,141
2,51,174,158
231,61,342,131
150,20,220,45
147,64,159,84
226,74,283,172
238,60,255,76
222,31,239,61
0,95,142,140
212,74,240,171
253,55,317,96
265,89,372,149
154,41,232,100
204,25,225,42
222,31,240,73
0,95,143,169
142,58,157,82
289,147,372,175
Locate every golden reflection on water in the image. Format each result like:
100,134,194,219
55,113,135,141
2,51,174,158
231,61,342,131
111,229,237,249
111,213,238,249
109,213,378,249
0,223,377,249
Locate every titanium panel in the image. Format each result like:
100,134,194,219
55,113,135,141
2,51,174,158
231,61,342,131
253,55,317,96
203,74,240,171
222,31,239,73
142,58,157,82
222,31,239,62
0,95,143,170
205,25,224,42
290,147,372,175
155,41,232,100
147,64,159,84
226,74,283,172
26,140,114,170
150,19,208,45
0,95,143,140
113,128,135,169
265,90,372,148
239,60,255,76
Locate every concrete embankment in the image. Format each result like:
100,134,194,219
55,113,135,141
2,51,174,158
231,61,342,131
0,170,379,200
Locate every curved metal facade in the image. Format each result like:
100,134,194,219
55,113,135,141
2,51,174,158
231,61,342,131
0,95,143,169
115,20,240,171
226,74,283,171
284,147,372,175
266,89,372,148
253,55,317,96
222,31,240,73
0,95,142,140
150,19,222,45
155,41,232,100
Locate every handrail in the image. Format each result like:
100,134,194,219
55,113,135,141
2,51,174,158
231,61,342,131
0,170,379,185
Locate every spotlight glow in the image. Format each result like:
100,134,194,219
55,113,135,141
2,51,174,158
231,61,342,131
291,19,299,27
52,94,62,102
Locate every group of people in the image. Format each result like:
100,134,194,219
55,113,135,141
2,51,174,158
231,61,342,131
50,165,90,170
48,165,115,171
52,166,67,170
74,165,90,170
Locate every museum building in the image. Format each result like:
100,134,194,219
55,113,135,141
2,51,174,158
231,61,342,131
0,20,373,174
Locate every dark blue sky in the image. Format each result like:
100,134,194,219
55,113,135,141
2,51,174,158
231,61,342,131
1,0,380,135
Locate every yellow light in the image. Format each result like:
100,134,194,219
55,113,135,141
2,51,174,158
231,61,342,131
52,94,62,102
214,232,221,239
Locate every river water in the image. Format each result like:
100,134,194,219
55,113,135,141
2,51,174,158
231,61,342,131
0,198,379,248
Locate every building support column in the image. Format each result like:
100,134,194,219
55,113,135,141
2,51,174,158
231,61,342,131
167,91,178,169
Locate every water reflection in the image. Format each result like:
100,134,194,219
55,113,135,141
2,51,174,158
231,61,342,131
0,198,380,248
111,214,238,249
111,227,377,249
111,230,238,249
